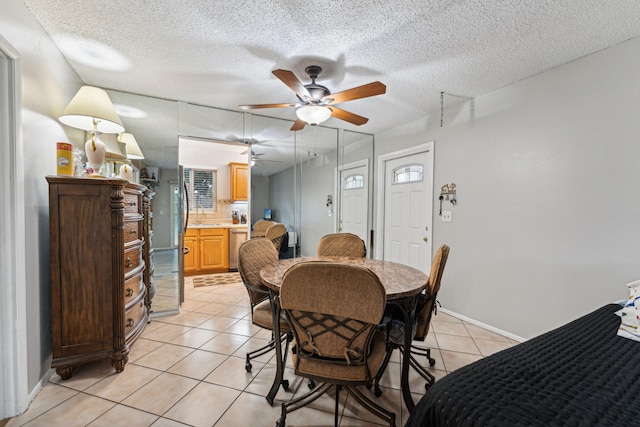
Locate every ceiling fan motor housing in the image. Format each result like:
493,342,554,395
299,84,330,102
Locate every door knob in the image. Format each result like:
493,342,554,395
423,236,429,242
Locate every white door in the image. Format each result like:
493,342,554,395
377,143,434,273
338,160,369,254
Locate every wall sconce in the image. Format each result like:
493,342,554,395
58,86,124,177
326,194,333,217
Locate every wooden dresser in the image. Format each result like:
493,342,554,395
142,187,155,312
47,176,147,379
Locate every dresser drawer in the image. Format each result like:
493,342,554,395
124,192,141,214
125,297,146,338
124,246,143,276
124,273,144,305
124,220,142,244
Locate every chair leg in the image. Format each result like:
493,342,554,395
334,385,341,427
279,382,333,425
346,385,396,427
410,344,436,366
245,330,281,372
373,342,398,397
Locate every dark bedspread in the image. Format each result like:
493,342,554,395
405,304,640,426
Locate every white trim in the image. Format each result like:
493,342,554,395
0,35,28,418
439,308,527,343
375,142,434,260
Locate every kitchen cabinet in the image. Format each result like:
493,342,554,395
199,228,229,271
184,227,229,275
229,162,248,201
183,228,199,274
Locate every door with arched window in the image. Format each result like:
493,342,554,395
377,143,434,273
338,160,369,254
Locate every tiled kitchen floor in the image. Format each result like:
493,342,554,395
6,276,518,427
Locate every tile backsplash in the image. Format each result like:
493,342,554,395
190,200,247,223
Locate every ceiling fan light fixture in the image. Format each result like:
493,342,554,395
296,105,331,125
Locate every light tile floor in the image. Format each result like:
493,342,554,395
6,276,518,427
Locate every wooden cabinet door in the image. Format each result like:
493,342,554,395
183,235,198,273
230,163,248,201
199,228,229,271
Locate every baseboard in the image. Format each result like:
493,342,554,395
439,308,527,343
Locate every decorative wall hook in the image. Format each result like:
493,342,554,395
438,183,457,215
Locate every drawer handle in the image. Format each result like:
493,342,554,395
129,229,137,235
126,318,134,327
128,202,136,206
126,287,134,297
125,257,133,268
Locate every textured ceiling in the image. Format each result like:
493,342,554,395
21,0,640,169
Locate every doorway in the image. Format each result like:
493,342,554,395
376,142,434,273
0,36,28,419
338,159,370,255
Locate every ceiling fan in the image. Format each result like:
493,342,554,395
238,66,386,131
241,148,281,166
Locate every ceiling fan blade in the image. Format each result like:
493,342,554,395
238,103,297,110
290,119,307,131
273,69,312,100
329,106,369,126
322,81,386,105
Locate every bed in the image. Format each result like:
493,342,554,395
405,304,640,426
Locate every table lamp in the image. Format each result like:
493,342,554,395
58,86,125,177
118,132,144,160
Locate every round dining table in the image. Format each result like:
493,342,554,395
260,256,430,412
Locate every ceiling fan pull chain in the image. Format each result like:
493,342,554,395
440,91,444,127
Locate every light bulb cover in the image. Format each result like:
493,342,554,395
295,105,331,125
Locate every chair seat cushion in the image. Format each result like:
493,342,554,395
252,299,290,332
292,330,387,382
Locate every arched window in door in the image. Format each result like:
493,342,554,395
344,174,365,190
392,164,423,184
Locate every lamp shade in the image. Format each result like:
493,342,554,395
296,105,332,125
102,133,127,160
59,86,125,133
118,132,144,159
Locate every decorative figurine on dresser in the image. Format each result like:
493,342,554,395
47,176,148,379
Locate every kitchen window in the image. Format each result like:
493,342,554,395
184,168,217,211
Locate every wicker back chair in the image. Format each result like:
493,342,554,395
316,232,366,257
373,244,450,397
277,262,395,427
237,238,292,392
252,219,274,238
265,223,287,252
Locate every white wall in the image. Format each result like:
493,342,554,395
300,153,337,256
1,0,84,415
375,36,640,339
251,174,269,224
178,137,247,200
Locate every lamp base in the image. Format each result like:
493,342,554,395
85,162,104,178
85,133,107,178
